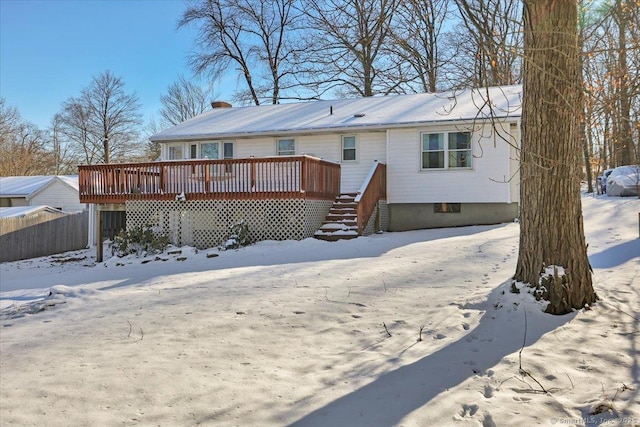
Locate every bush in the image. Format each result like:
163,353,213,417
222,220,251,250
111,225,169,257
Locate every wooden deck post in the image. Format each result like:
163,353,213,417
96,209,103,263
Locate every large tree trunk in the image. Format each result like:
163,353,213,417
515,0,597,314
614,0,634,166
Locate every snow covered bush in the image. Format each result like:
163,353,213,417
222,220,251,250
110,225,169,257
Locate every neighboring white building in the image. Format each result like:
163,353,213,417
0,205,69,219
0,175,84,212
150,85,522,231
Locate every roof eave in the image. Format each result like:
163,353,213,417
149,114,520,143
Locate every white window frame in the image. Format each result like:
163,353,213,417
341,135,358,162
276,138,296,156
420,130,473,170
199,141,235,160
167,144,184,160
201,142,221,159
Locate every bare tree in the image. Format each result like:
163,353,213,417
49,113,78,175
158,76,215,128
515,0,597,314
451,0,523,88
608,0,638,166
299,0,400,97
389,0,452,93
82,71,142,164
0,98,54,176
578,0,639,191
179,0,302,105
57,71,142,164
57,98,98,165
0,98,20,144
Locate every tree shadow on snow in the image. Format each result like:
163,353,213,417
76,225,514,293
589,239,640,269
287,282,577,427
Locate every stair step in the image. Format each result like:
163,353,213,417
314,192,361,242
329,207,356,214
317,223,358,231
337,193,358,199
326,211,356,218
333,202,357,208
323,219,357,226
314,233,359,242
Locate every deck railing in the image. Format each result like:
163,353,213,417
355,161,387,234
78,155,341,204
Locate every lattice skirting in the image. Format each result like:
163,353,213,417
125,199,332,249
362,200,389,236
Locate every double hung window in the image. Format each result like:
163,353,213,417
342,135,357,162
421,131,472,169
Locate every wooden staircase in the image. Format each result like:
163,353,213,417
314,161,387,242
314,193,360,241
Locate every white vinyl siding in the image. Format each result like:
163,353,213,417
155,121,518,204
387,124,514,204
211,132,386,193
337,132,385,192
509,123,521,203
30,180,84,212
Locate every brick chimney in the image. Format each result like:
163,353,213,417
211,101,232,109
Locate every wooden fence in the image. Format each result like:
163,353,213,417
0,211,89,262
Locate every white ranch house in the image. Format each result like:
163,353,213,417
79,85,522,260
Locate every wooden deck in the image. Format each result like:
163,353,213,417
78,156,341,204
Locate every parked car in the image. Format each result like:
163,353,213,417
596,168,614,194
606,165,640,197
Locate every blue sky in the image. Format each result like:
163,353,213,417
0,0,224,130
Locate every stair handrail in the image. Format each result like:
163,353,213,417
355,160,387,234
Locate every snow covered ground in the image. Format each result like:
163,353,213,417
1,193,638,427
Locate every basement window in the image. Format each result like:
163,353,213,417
434,203,461,213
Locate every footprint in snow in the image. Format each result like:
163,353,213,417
461,404,479,417
483,414,497,427
483,385,494,398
